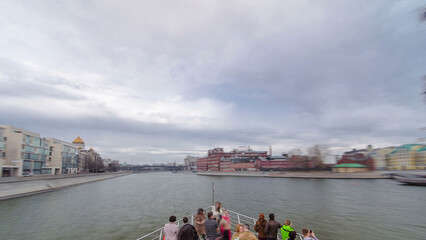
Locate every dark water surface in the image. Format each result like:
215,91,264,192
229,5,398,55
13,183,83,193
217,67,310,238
0,173,425,240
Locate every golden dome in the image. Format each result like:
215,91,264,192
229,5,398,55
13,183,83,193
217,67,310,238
89,147,94,151
72,136,85,144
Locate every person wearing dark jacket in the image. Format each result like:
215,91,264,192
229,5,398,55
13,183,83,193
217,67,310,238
178,217,198,240
264,213,281,240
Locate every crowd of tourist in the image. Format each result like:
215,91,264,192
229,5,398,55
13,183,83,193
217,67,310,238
163,202,318,240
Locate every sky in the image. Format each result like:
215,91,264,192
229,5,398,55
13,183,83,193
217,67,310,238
0,0,425,164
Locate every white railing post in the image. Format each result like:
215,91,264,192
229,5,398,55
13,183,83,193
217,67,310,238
159,229,163,240
191,215,194,225
237,214,241,224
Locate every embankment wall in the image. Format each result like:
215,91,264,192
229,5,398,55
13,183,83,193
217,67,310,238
0,173,130,201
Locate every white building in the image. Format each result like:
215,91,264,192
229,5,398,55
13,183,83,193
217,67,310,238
0,125,49,177
45,138,79,175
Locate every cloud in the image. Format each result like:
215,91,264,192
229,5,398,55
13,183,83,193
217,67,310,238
0,0,425,164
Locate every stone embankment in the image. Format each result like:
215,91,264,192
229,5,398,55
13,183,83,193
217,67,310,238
197,171,389,179
0,172,130,201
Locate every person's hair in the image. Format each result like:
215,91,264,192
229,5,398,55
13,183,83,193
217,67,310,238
269,213,275,220
215,201,222,211
284,220,291,226
207,211,213,218
244,223,249,230
302,229,309,237
259,213,265,220
235,224,243,233
197,208,204,215
288,231,297,240
183,217,188,223
169,216,176,222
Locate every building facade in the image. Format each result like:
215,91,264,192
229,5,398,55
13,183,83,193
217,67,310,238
369,147,395,170
45,138,79,174
184,155,198,171
0,125,49,177
388,144,426,170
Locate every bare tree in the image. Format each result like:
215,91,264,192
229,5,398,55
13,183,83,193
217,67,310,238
308,144,331,168
288,148,303,156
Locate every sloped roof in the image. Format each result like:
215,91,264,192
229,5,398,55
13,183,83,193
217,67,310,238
417,147,426,152
333,163,367,168
390,144,424,154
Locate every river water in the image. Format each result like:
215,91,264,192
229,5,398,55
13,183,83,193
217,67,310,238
0,173,425,240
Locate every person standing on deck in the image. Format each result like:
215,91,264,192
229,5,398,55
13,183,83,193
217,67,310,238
218,219,232,240
164,216,179,240
221,210,231,231
212,201,224,223
301,229,318,240
178,217,198,240
287,231,297,240
239,223,257,240
280,220,294,240
232,224,244,240
264,213,281,240
194,208,206,240
254,213,267,240
204,211,220,240
239,224,258,240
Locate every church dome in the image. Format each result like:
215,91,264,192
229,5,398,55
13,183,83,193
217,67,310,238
72,136,85,144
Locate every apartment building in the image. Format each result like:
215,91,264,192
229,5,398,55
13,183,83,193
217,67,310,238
0,125,49,177
45,138,79,174
388,144,426,170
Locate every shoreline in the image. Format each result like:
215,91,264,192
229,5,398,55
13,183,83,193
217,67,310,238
197,171,390,179
0,172,130,201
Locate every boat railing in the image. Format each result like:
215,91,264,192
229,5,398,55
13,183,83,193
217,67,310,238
136,206,303,240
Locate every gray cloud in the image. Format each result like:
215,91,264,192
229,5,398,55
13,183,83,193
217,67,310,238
0,0,425,164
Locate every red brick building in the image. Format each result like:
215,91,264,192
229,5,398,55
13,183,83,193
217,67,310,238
196,148,269,172
197,148,313,172
336,153,375,171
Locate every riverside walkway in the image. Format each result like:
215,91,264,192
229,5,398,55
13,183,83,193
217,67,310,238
0,172,130,200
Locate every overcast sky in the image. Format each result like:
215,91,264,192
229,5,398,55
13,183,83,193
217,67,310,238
1,0,425,164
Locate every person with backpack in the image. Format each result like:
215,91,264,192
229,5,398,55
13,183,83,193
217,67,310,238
280,220,294,240
254,213,267,240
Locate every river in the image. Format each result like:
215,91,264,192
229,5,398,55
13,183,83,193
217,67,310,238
0,172,425,240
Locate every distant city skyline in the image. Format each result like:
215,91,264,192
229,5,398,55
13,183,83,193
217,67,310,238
1,1,425,164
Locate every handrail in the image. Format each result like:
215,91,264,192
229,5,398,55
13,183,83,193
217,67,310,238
136,206,304,240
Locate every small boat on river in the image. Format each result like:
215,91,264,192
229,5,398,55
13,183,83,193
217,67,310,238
390,173,426,186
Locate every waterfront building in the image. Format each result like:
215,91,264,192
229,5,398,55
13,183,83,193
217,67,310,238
257,155,293,171
0,125,49,177
80,148,102,173
336,152,375,171
45,138,79,174
196,147,269,172
343,145,374,155
184,155,198,171
369,147,396,170
0,127,5,160
416,147,426,170
0,126,6,176
387,144,426,170
287,155,313,169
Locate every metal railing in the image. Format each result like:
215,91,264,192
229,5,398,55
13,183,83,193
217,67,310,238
136,206,303,240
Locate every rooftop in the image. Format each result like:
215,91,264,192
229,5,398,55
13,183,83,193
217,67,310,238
333,163,367,168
